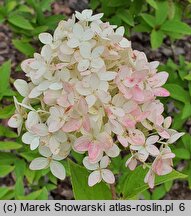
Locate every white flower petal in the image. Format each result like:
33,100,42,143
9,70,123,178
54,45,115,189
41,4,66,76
101,169,115,184
50,160,66,180
14,79,29,97
146,135,159,145
167,132,185,144
100,156,110,169
88,170,101,186
86,94,97,107
29,157,49,170
67,38,80,48
39,145,52,157
22,132,35,144
99,72,117,81
30,136,40,150
8,114,22,128
77,59,90,72
39,33,53,45
119,38,131,48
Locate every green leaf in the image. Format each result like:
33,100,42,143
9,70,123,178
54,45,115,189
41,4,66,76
14,159,26,178
0,141,22,150
123,166,187,199
40,0,54,11
0,187,10,199
25,168,35,184
0,105,15,119
0,125,17,138
155,1,168,25
164,180,173,192
38,187,48,200
68,159,112,200
151,185,166,200
182,103,191,119
117,9,134,26
164,84,190,104
8,15,34,30
12,39,35,57
20,150,39,161
0,152,17,164
18,190,42,200
46,183,57,191
90,0,100,10
133,23,152,33
184,73,191,80
141,14,155,27
146,0,158,9
182,133,191,153
167,0,175,20
0,61,11,96
151,29,163,49
0,190,14,200
15,177,25,199
6,0,17,13
161,20,191,35
0,165,15,177
108,0,128,7
173,148,190,160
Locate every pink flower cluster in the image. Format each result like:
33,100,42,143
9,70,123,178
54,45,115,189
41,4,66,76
8,9,184,187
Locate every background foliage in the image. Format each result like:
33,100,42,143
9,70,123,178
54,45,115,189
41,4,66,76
0,0,191,200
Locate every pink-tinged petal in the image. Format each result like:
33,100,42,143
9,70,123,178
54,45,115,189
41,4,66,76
31,124,48,136
167,132,185,144
82,115,90,132
132,86,144,102
57,95,70,107
105,144,120,158
146,135,159,145
97,132,113,149
164,116,172,129
144,169,155,189
117,135,128,147
109,119,124,135
137,148,149,162
48,120,63,133
123,101,137,113
88,141,103,163
83,157,99,170
100,156,110,169
101,169,115,184
62,118,82,132
43,90,61,105
152,158,163,175
162,153,175,160
125,157,137,170
153,87,170,97
74,136,92,152
78,97,88,114
148,72,169,88
158,130,170,139
110,107,125,117
146,145,160,156
120,115,136,128
129,129,145,145
88,170,101,186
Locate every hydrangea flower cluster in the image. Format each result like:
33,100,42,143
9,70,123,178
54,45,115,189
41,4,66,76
8,9,184,188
